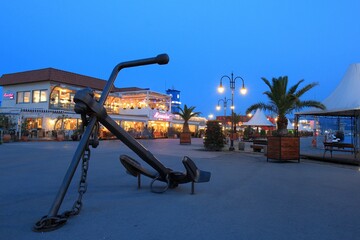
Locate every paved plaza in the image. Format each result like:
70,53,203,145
1,138,360,240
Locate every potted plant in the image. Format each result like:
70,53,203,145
0,115,15,143
71,129,83,141
57,130,65,141
246,76,325,161
176,104,200,144
20,122,30,141
2,130,11,143
21,130,30,141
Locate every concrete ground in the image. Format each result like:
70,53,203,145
1,138,360,240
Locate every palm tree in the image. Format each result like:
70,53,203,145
246,76,325,135
177,104,201,133
232,113,242,131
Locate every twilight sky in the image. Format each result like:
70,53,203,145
1,0,359,118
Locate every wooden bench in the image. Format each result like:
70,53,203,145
323,142,356,158
250,139,267,152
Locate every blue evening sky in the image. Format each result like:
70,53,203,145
1,0,359,118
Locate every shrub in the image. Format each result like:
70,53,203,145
204,120,224,151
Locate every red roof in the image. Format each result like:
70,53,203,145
0,68,147,92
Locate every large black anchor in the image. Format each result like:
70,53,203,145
33,54,211,232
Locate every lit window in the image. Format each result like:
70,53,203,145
17,91,31,104
33,90,47,103
24,92,30,103
40,90,47,102
17,92,24,103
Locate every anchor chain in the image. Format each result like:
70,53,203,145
33,147,91,232
62,147,90,217
59,106,99,218
33,117,98,232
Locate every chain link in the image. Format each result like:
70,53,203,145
33,144,92,232
62,147,90,218
59,117,96,219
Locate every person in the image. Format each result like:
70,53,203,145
312,136,317,147
324,132,330,143
311,130,317,147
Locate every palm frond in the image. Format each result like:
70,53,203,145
176,104,201,121
248,76,323,127
288,79,304,95
296,100,326,110
295,82,319,98
246,103,276,114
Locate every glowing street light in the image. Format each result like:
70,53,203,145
216,97,232,129
218,72,247,151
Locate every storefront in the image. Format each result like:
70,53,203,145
0,67,207,141
171,115,207,136
147,109,173,138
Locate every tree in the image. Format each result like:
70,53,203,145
204,120,224,151
0,114,16,133
232,112,242,131
176,104,201,133
246,76,325,135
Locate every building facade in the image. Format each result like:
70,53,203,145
0,68,206,140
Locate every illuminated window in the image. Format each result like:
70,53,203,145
17,91,31,104
33,90,47,103
25,118,43,129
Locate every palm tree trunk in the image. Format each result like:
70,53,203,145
277,115,288,136
183,122,190,133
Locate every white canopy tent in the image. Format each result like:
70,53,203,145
295,63,360,158
243,109,275,127
296,63,360,117
287,119,294,130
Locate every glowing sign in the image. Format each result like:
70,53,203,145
3,92,15,100
153,112,172,120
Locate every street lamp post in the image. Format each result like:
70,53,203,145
216,97,232,129
218,73,247,151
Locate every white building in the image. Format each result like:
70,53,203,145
0,68,205,140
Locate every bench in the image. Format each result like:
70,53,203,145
250,139,267,153
323,142,356,158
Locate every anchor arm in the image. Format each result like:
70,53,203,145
100,114,170,179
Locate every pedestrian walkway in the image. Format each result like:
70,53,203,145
1,138,360,239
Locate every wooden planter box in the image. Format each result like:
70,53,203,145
267,136,300,162
2,134,11,143
21,135,29,142
180,132,191,144
57,134,65,141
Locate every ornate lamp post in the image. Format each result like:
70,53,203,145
216,97,232,129
218,73,247,151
